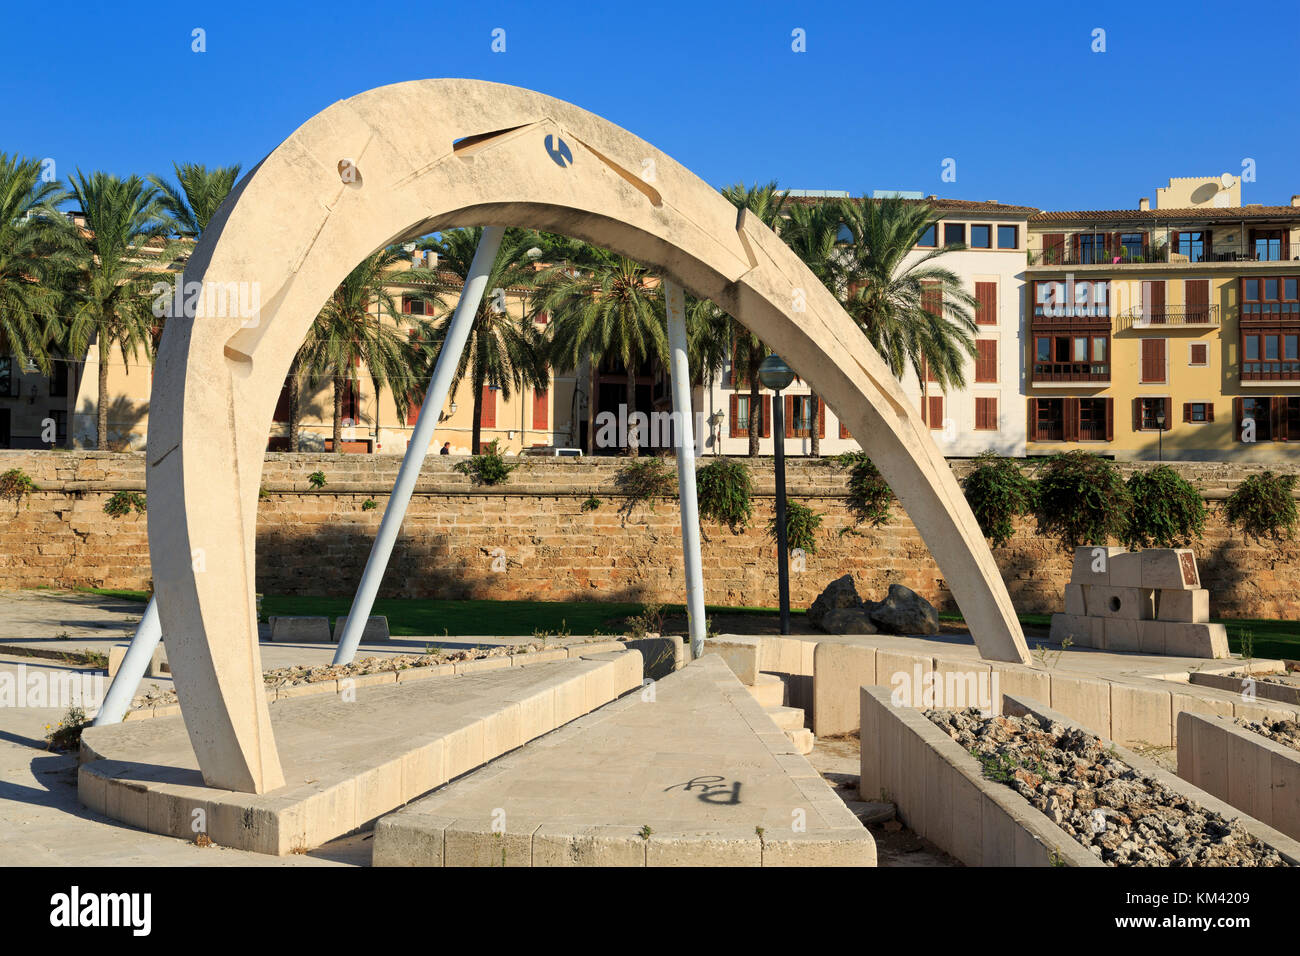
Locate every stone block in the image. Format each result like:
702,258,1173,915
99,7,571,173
991,664,1050,716
1064,584,1087,616
1070,545,1124,585
1141,548,1200,590
701,635,762,685
1137,620,1167,655
1085,585,1155,621
1049,613,1096,647
1157,588,1209,623
1103,618,1141,653
1164,622,1229,659
645,829,762,866
531,824,646,866
1106,551,1143,587
1048,673,1110,737
330,615,390,643
875,649,933,704
107,642,167,680
270,616,331,643
813,642,876,736
1110,682,1172,749
373,813,449,866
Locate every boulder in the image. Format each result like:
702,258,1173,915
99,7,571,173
869,583,939,635
819,607,878,635
807,574,862,629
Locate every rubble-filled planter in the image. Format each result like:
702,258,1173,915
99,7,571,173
1177,711,1300,843
1189,667,1300,707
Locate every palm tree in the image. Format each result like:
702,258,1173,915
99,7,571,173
721,182,789,456
0,154,69,374
299,245,422,452
538,246,667,457
835,196,977,398
63,171,171,449
149,163,242,238
417,228,550,454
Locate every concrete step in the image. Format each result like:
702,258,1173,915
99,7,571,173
765,705,805,731
747,673,785,708
786,727,815,755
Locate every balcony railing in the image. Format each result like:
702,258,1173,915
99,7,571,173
1241,362,1300,382
1031,362,1110,383
1029,244,1293,267
1116,304,1220,329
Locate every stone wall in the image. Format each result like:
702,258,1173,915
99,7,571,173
1,451,1298,621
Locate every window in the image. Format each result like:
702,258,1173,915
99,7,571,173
975,339,997,383
917,224,937,248
47,409,67,443
969,224,991,249
1140,339,1167,383
1176,231,1207,262
1239,397,1271,441
974,396,998,430
789,395,822,438
1032,334,1109,382
532,388,548,431
479,385,496,427
403,296,426,315
50,362,69,397
1119,233,1145,259
1239,276,1300,380
943,223,965,246
975,282,997,325
1137,397,1171,431
1253,229,1284,261
729,393,768,438
927,395,944,430
1034,279,1109,318
1183,402,1213,424
341,381,361,423
996,225,1018,249
0,358,16,398
1189,343,1209,366
1077,234,1107,264
1078,399,1109,441
1034,398,1064,441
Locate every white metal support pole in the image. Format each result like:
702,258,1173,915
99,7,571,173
333,226,505,665
664,281,707,659
92,595,160,725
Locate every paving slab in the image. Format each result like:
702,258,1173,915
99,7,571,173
372,655,875,866
76,651,641,855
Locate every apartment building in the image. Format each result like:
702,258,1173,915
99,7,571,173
1024,175,1300,461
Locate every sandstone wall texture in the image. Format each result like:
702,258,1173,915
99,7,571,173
1,451,1298,620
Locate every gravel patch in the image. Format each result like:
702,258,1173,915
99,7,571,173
925,707,1290,867
1233,716,1300,753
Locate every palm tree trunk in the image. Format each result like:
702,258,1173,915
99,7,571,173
586,356,597,456
809,394,820,457
471,380,483,454
287,352,301,451
625,367,638,457
332,374,344,453
96,340,109,451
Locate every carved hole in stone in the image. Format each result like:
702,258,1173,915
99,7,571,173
1109,596,1121,613
338,159,363,188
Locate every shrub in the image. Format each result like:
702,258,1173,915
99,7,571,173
615,456,676,512
836,452,894,527
1224,470,1298,541
1033,451,1130,549
361,498,378,511
769,498,822,554
1123,465,1207,549
103,490,146,518
962,453,1037,548
0,468,38,505
581,495,601,512
307,471,327,489
695,459,753,533
453,440,518,486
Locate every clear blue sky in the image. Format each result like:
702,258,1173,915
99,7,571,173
3,0,1297,212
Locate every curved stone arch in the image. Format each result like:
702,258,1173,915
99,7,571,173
147,78,1030,794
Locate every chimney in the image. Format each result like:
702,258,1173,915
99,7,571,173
1139,197,1150,211
1291,195,1300,207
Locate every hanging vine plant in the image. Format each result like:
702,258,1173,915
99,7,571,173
769,498,822,554
836,451,894,527
695,458,753,533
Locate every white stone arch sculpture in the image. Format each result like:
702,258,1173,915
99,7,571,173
147,79,1031,794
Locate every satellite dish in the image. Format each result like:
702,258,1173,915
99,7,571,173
1220,172,1234,189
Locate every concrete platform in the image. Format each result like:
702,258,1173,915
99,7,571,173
372,655,875,866
77,650,642,855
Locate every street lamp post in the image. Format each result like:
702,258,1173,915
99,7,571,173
1156,407,1166,462
758,354,795,635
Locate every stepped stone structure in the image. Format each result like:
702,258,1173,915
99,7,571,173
1050,547,1228,658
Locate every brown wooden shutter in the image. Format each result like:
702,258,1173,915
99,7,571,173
1104,398,1114,441
1133,398,1142,431
1063,398,1080,442
761,396,771,438
975,339,997,383
816,396,825,438
1170,230,1181,255
1041,233,1065,263
1162,397,1172,431
928,395,943,430
1233,397,1244,442
784,395,795,438
1141,339,1166,382
1183,402,1192,423
532,388,549,431
975,282,998,325
1186,279,1209,322
921,282,942,321
839,420,850,440
729,393,740,437
1190,342,1208,365
1028,398,1038,440
1206,403,1215,423
1273,397,1289,442
480,386,496,427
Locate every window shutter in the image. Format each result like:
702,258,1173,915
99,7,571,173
1183,402,1192,423
1063,398,1079,442
1028,398,1038,441
1170,230,1181,254
784,395,795,438
816,396,825,438
1141,339,1166,382
1041,233,1064,263
761,396,772,438
1104,398,1114,441
928,395,944,430
1273,397,1289,442
479,386,496,427
406,395,422,426
839,420,850,440
1233,397,1244,442
532,388,548,431
1132,398,1142,431
1186,279,1209,321
1163,397,1172,431
975,340,997,383
729,394,740,438
1206,403,1215,423
975,282,997,325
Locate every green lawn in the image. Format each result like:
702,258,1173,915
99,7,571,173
76,587,1298,656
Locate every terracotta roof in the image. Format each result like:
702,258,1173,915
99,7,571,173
1031,205,1300,224
783,194,1038,215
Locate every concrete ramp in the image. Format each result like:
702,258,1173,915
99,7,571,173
373,655,875,866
